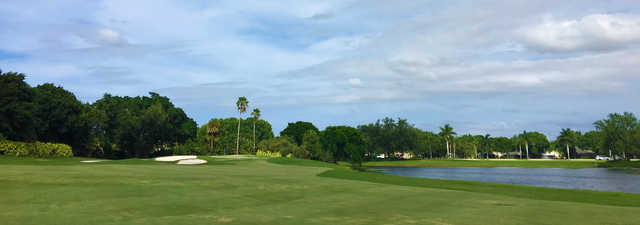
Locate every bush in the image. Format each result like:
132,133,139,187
0,140,73,157
256,150,282,158
171,140,208,156
257,137,309,159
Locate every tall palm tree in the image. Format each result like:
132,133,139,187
557,128,576,160
439,124,456,159
512,135,522,160
236,97,248,155
251,108,261,152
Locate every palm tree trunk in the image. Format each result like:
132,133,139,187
519,144,522,160
453,142,456,159
236,116,241,155
474,145,477,160
445,140,450,159
253,121,256,152
525,144,529,160
566,144,570,160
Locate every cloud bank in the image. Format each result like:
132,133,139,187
1,0,639,138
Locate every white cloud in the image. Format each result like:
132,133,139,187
518,14,640,52
97,28,122,44
348,78,362,86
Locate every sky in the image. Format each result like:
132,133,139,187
2,0,640,139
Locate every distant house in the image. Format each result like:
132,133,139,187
542,151,561,159
576,147,595,158
506,151,522,159
374,152,413,159
394,152,413,159
491,151,521,159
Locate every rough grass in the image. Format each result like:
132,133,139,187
363,159,604,168
2,156,639,225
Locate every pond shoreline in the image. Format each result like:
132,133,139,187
364,159,640,169
373,166,640,194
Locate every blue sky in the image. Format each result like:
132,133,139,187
2,0,640,139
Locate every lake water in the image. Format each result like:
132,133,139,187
374,167,640,193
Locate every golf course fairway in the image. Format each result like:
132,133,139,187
1,156,639,225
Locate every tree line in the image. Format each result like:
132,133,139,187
1,70,197,158
2,69,639,162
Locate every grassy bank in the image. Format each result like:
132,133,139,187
363,159,604,168
2,156,639,225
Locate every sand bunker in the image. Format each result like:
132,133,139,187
176,159,207,165
80,160,105,163
154,155,197,162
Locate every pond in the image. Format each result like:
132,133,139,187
374,167,640,193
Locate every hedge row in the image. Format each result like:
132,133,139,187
0,140,73,157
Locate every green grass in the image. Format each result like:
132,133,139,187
598,160,640,168
363,159,604,168
2,156,639,225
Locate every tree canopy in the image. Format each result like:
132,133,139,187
280,121,319,146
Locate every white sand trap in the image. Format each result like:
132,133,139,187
176,159,207,165
155,155,197,162
81,160,105,163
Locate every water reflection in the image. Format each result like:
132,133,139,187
375,167,640,193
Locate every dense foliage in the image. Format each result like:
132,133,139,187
197,118,275,155
0,70,197,159
280,121,319,145
0,140,73,157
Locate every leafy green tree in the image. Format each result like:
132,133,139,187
301,130,324,160
91,93,196,158
321,126,366,164
235,97,248,155
438,124,456,159
455,134,477,158
518,131,549,159
557,128,580,159
32,83,88,152
358,118,420,159
358,118,393,158
394,119,418,156
594,112,639,160
476,134,492,159
492,137,513,158
251,108,261,151
280,121,319,146
579,131,599,152
0,71,36,141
